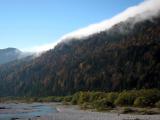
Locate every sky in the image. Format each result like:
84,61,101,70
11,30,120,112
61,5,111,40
0,0,144,51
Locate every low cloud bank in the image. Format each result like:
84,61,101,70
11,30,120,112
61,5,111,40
29,0,160,52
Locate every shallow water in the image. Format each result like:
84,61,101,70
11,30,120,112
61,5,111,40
0,103,57,120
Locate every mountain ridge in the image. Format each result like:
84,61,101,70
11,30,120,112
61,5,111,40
0,48,34,65
0,14,160,97
0,48,23,64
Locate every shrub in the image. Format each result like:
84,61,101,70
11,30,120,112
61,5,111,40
42,96,55,102
89,92,106,102
69,89,160,109
54,97,64,102
155,101,160,108
78,92,90,104
63,96,72,102
71,92,80,105
138,89,160,106
92,98,114,111
134,89,160,107
107,92,119,104
134,97,149,107
115,91,136,106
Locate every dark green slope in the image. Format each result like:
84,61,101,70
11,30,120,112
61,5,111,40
0,15,160,97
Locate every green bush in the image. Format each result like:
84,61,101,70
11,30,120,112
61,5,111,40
115,91,136,106
54,96,64,102
133,89,160,107
71,92,80,105
92,98,114,111
138,89,160,106
155,101,160,108
107,92,119,104
42,96,55,102
78,92,90,104
63,96,72,102
134,97,149,107
89,92,106,102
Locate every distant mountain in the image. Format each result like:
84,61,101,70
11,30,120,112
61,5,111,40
0,48,23,64
0,48,33,65
0,14,160,97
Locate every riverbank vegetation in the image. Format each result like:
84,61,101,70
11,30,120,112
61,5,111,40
66,89,160,110
1,89,160,114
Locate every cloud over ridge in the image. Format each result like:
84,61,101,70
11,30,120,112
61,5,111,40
29,0,160,52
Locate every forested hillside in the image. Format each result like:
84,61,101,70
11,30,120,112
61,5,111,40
0,15,160,97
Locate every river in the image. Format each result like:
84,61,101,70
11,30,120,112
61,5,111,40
0,103,57,120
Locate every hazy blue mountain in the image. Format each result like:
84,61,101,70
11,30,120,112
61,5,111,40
0,48,32,64
0,48,22,64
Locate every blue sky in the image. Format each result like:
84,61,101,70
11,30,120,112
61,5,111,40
0,0,143,51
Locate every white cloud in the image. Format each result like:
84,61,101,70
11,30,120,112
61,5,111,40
25,42,58,52
29,0,160,52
